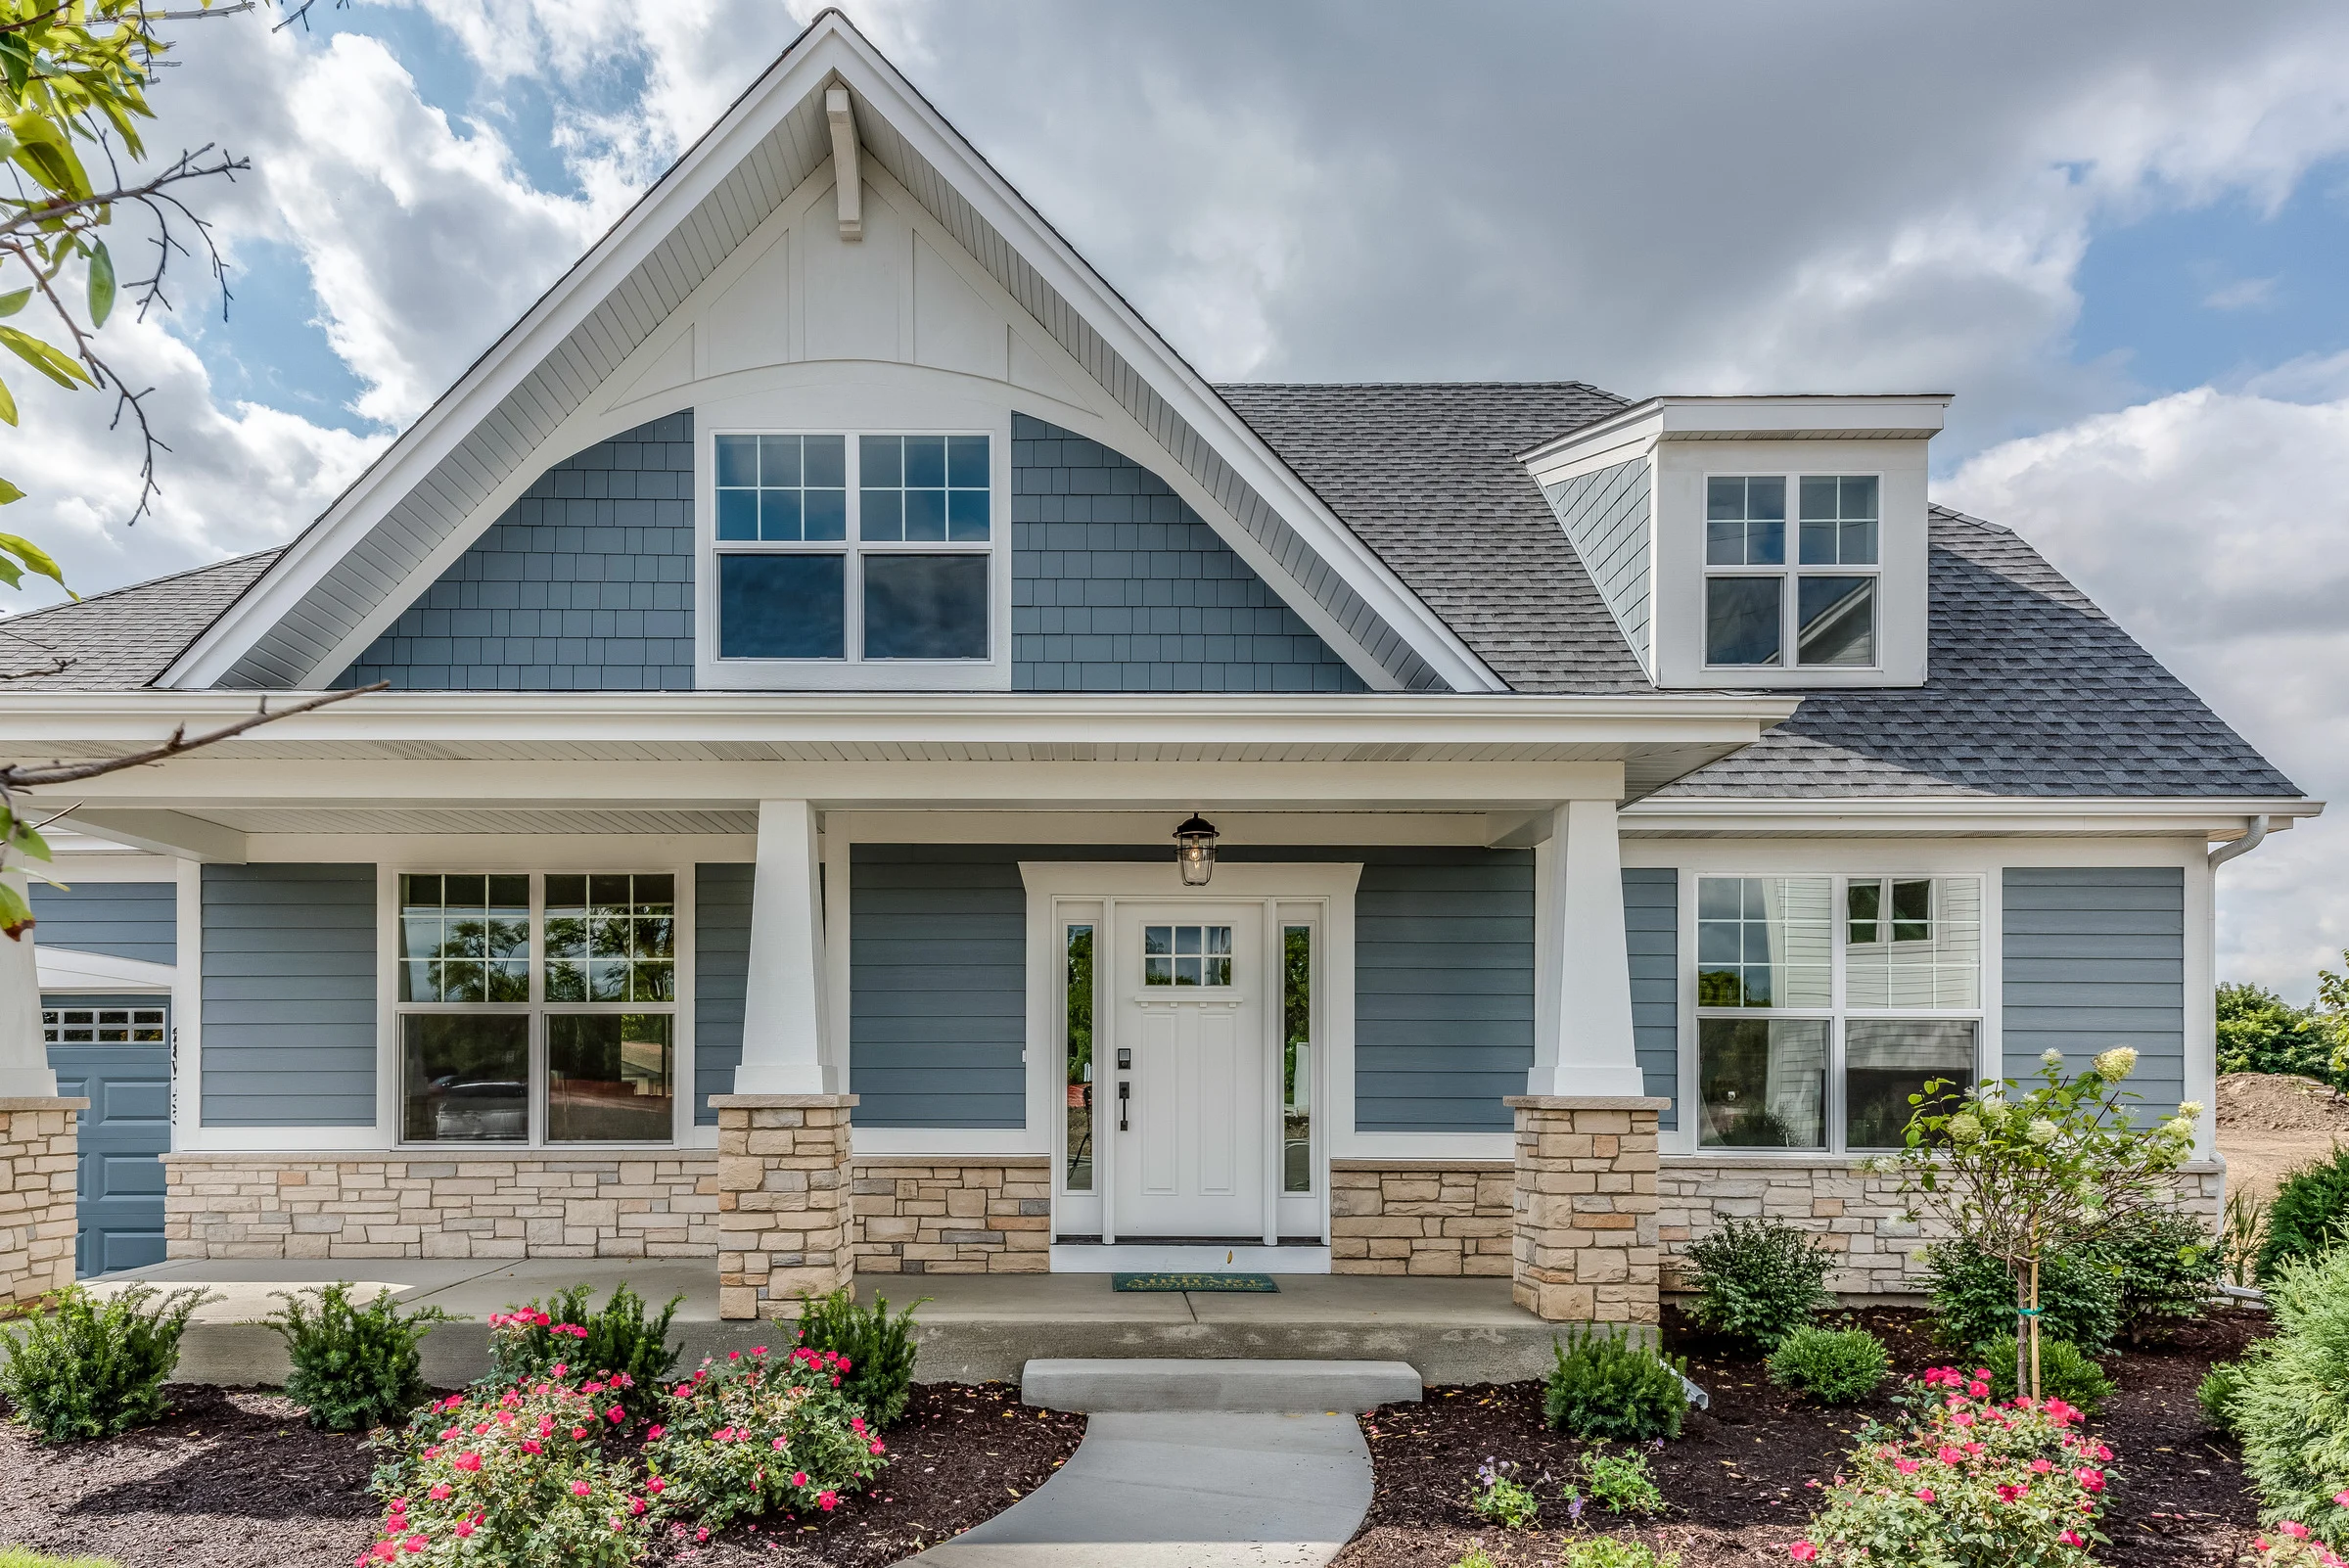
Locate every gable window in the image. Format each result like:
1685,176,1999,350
1692,873,1980,1153
714,431,992,666
395,872,679,1145
1704,475,1879,669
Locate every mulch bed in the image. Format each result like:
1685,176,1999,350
0,1381,1083,1567
1331,1306,2273,1568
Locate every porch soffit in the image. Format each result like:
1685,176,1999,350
168,13,1486,697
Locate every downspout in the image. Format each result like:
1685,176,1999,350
2207,814,2270,870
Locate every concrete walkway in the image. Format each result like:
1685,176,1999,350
894,1411,1373,1568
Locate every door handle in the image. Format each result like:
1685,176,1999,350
1117,1080,1130,1131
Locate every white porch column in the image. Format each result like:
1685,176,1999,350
0,874,57,1098
732,800,834,1095
1528,799,1645,1098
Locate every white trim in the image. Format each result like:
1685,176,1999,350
1048,1242,1330,1273
1623,796,2322,837
173,858,200,1151
175,1125,399,1153
1520,394,1953,470
32,946,176,992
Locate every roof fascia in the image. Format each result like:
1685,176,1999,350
1620,794,2322,837
1519,393,1953,470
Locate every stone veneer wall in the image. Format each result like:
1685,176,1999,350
711,1094,856,1320
1508,1096,1666,1324
851,1157,1050,1273
0,1098,83,1303
1330,1160,1513,1276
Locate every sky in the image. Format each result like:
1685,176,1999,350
3,0,2347,999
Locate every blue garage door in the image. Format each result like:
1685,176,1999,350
43,995,172,1276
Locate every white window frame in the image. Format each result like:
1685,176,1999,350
378,866,694,1150
697,423,1013,691
1685,870,1984,1157
1700,471,1884,672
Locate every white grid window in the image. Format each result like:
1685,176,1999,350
43,1006,166,1043
1704,474,1881,669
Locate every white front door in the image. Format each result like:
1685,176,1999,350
1111,901,1267,1239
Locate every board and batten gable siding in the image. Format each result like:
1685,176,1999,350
339,413,695,691
26,881,177,965
1622,867,1679,1128
1542,456,1653,678
693,863,753,1125
2001,866,2188,1111
850,846,1029,1129
200,864,376,1127
1011,414,1368,693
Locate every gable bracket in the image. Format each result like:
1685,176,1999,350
827,85,862,241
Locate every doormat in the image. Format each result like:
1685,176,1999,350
1111,1271,1278,1293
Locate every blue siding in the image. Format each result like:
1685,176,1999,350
850,847,1028,1129
694,863,753,1125
27,881,176,964
844,844,1532,1132
201,864,376,1127
341,413,695,690
1623,868,1678,1128
1011,414,1367,692
2001,866,2187,1111
1543,457,1652,676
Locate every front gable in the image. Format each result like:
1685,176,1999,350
166,12,1495,696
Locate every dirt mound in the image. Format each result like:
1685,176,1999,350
2216,1072,2349,1206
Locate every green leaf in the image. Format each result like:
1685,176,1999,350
0,530,69,596
0,288,29,319
0,881,31,941
0,325,91,389
0,378,15,429
0,476,22,504
0,36,28,101
86,241,114,329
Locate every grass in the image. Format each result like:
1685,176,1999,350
0,1549,126,1568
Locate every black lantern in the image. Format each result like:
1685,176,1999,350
1173,812,1220,886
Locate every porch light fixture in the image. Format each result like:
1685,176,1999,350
1173,812,1220,886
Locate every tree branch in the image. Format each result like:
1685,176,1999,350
0,682,388,789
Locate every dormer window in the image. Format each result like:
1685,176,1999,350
1704,474,1879,669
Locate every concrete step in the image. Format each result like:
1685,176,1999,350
1021,1357,1422,1414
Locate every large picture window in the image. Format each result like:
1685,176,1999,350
1704,474,1880,669
1693,873,1980,1153
714,431,992,666
396,872,679,1145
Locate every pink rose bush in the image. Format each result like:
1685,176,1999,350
1786,1366,2108,1566
642,1347,888,1530
364,1375,658,1566
2247,1515,2349,1568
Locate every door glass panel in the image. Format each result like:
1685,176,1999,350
1142,925,1233,987
1064,925,1094,1192
1282,925,1312,1194
547,1013,674,1142
402,1014,529,1142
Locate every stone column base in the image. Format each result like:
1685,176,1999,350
1,1096,86,1305
710,1092,857,1320
1506,1094,1666,1325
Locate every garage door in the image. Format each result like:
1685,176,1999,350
43,996,171,1276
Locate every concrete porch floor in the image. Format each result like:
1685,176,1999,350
97,1261,1578,1388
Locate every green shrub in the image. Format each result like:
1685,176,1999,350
644,1346,888,1530
0,1283,213,1442
1924,1235,2123,1356
792,1285,924,1427
1560,1539,1681,1568
2230,1240,2349,1544
1447,1551,1499,1568
1976,1334,2116,1416
1578,1442,1665,1515
1767,1325,1890,1405
2258,1145,2349,1282
1682,1218,1833,1350
2198,1360,2245,1435
1543,1328,1689,1442
2104,1206,2224,1340
1467,1457,1541,1528
2217,982,2336,1080
267,1282,450,1432
484,1281,679,1419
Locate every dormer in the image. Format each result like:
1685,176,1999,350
1522,394,1950,690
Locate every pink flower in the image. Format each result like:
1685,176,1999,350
571,1481,592,1499
1997,1484,2027,1503
551,1362,568,1378
646,1425,666,1441
2337,1490,2349,1507
1916,1488,1936,1502
773,1437,788,1451
403,1536,428,1555
851,1415,867,1435
630,1498,648,1515
2059,1530,2084,1547
428,1484,451,1501
647,1479,666,1495
608,1406,625,1424
870,1441,886,1454
454,1519,476,1540
472,1422,491,1437
818,1491,840,1512
453,1453,482,1473
2030,1459,2052,1474
571,1427,590,1441
729,1351,742,1360
753,1346,767,1356
2284,1523,2313,1541
792,1472,809,1487
583,1380,604,1395
521,1440,541,1455
676,1385,696,1399
1789,1545,1819,1563
1966,1380,1990,1399
695,1529,710,1544
1895,1458,1921,1475
1937,1446,1964,1466
2075,1468,2105,1495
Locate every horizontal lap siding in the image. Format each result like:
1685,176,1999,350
28,881,177,965
851,848,1029,1128
201,864,376,1127
694,863,753,1125
1623,868,1679,1129
2001,866,2187,1111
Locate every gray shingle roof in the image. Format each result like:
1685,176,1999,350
1215,383,1650,693
1651,507,2301,798
0,549,281,690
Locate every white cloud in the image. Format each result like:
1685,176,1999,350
1943,388,2349,1000
2203,276,2280,311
